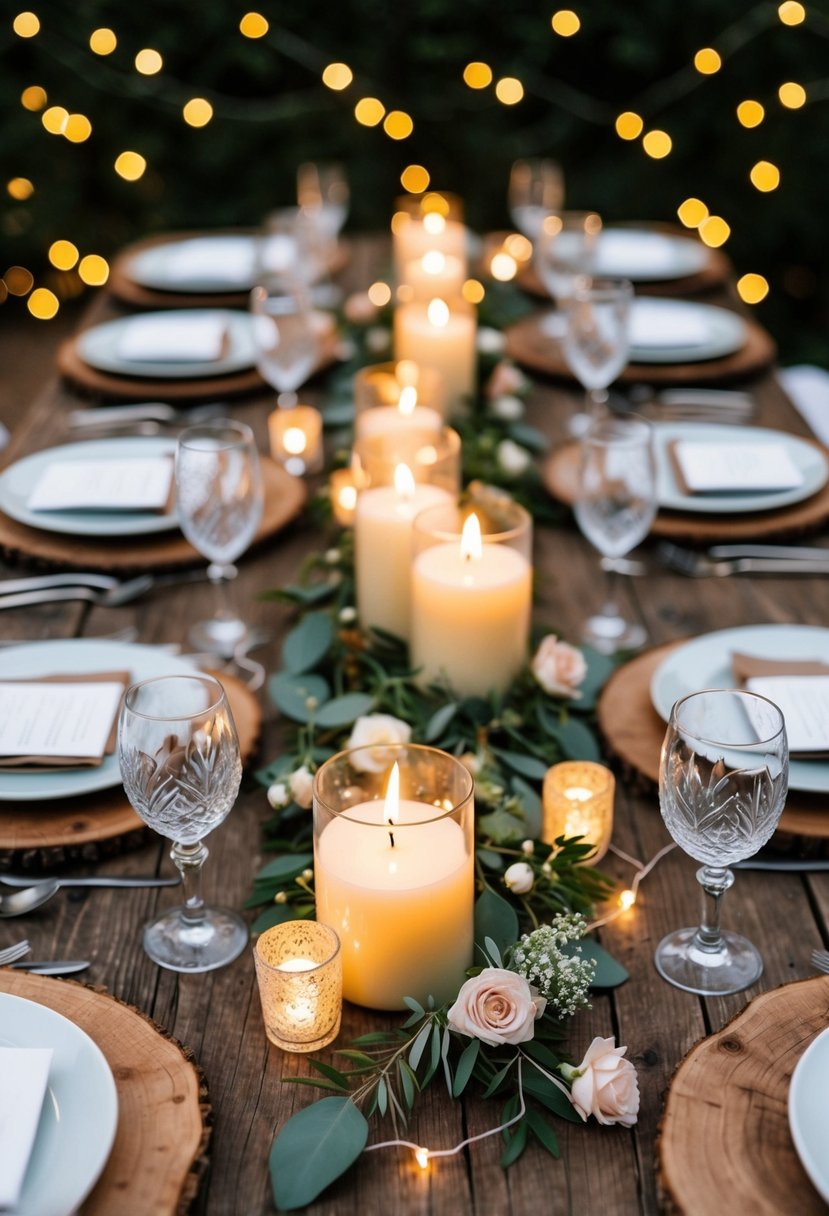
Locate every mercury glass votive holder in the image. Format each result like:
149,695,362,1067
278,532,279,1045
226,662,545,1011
542,761,615,864
268,404,323,476
253,921,342,1052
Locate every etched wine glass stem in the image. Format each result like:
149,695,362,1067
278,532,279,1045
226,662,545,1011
170,840,210,925
694,864,735,953
598,564,621,621
207,562,237,622
587,387,608,421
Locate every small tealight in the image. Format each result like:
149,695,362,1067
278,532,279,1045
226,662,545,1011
253,921,342,1052
268,405,323,476
542,761,615,864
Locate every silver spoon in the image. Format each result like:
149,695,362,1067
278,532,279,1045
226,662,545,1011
0,882,60,917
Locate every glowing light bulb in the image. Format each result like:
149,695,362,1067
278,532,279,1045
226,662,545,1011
462,279,485,304
737,100,765,128
750,160,780,192
693,48,722,74
367,281,391,307
619,889,636,910
239,11,268,37
426,298,449,327
642,129,672,159
779,82,806,109
415,1147,430,1170
490,252,517,281
737,273,769,304
283,427,308,456
384,110,413,140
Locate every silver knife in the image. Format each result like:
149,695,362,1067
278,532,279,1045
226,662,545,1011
9,960,91,975
709,543,829,562
0,573,119,594
734,859,829,871
0,874,181,888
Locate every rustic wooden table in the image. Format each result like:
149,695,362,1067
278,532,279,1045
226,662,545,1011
1,239,828,1215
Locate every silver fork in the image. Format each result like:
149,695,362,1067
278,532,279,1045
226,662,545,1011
810,948,829,974
0,939,31,966
67,402,228,430
658,542,829,578
0,576,154,611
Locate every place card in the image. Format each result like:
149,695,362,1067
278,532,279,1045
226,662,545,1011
670,441,803,495
27,456,174,513
744,675,829,755
115,313,228,362
0,1047,53,1209
0,671,129,768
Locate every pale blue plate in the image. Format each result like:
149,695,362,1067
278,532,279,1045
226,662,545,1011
76,309,256,379
789,1024,829,1205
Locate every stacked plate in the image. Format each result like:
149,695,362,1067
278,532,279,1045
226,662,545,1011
75,309,257,382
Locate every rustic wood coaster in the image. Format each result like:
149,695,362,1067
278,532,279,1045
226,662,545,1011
0,670,261,859
543,439,829,544
0,456,305,573
504,311,776,386
659,975,829,1215
597,640,829,840
0,970,211,1215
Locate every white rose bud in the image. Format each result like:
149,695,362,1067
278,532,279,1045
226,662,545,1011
531,634,588,699
496,439,532,477
490,394,525,421
504,861,535,894
288,765,314,809
338,606,357,624
477,327,507,355
346,714,412,773
267,782,289,809
521,839,535,855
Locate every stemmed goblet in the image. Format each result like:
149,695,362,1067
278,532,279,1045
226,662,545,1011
297,160,350,249
118,674,247,972
250,279,321,407
656,688,788,994
573,414,657,653
176,419,264,659
534,210,602,338
508,157,565,242
562,276,633,436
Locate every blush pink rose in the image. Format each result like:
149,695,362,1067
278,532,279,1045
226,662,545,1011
568,1036,640,1127
485,360,526,399
531,634,587,699
447,968,546,1047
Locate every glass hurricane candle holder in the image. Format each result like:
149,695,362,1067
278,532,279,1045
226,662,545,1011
391,192,467,285
393,297,476,412
313,743,475,1011
542,761,615,864
268,404,323,476
354,360,447,437
254,921,342,1052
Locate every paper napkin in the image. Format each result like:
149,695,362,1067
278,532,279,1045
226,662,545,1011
779,364,829,446
115,313,228,362
162,236,255,287
669,441,803,495
0,1046,53,1209
732,652,829,756
27,456,174,514
0,670,130,768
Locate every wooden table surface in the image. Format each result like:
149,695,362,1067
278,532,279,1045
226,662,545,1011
1,239,828,1216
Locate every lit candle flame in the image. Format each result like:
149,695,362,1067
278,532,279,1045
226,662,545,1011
384,762,400,831
460,512,482,562
394,463,416,501
427,298,450,328
339,485,357,511
283,426,307,455
422,250,446,275
423,212,445,235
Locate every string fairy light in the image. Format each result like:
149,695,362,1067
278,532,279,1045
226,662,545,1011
586,841,678,931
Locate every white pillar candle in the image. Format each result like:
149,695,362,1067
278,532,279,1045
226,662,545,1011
402,250,466,302
411,513,532,697
394,299,476,412
355,386,443,440
392,213,467,282
355,465,451,639
314,765,474,1009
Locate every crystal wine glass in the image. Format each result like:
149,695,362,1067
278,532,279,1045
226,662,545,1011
573,414,657,653
118,673,247,972
297,160,350,247
508,157,565,241
250,280,321,406
176,420,264,658
534,210,602,338
562,276,633,436
656,688,788,995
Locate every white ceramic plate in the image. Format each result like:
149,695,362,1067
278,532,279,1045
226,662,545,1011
789,1025,829,1205
127,234,258,293
596,229,709,282
629,298,747,364
0,639,198,802
76,309,256,379
650,624,829,793
0,992,118,1216
653,423,828,514
0,437,179,537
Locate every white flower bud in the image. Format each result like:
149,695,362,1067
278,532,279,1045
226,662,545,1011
266,782,289,809
521,839,535,855
504,861,535,894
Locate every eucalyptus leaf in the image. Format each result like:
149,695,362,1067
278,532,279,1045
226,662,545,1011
499,1118,528,1168
282,611,334,674
320,400,355,427
275,582,337,606
491,748,549,781
251,903,300,934
399,1060,417,1109
314,692,376,729
564,939,630,988
510,776,542,837
553,716,602,762
402,996,425,1018
522,1067,582,1122
409,1020,433,1071
452,1037,481,1097
424,701,459,742
577,646,619,708
269,1096,368,1210
526,1108,561,1158
476,847,504,872
377,1076,388,1116
474,887,519,959
478,805,525,845
256,852,313,882
269,671,331,722
507,422,549,454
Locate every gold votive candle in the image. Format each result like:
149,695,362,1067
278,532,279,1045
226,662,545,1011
542,761,615,864
329,466,361,527
268,405,323,476
253,921,342,1053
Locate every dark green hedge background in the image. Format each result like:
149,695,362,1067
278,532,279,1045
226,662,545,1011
2,0,827,362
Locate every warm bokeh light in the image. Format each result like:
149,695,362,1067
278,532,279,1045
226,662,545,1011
642,129,672,158
114,151,147,181
618,889,636,911
48,240,79,270
4,266,34,296
737,273,770,303
694,47,722,74
778,1,806,24
677,197,708,228
183,98,213,127
490,252,517,281
401,164,430,193
383,110,413,140
7,177,34,201
615,111,644,140
414,1148,430,1170
367,281,392,307
20,85,47,111
355,97,385,127
78,254,109,286
462,278,485,304
495,77,524,105
422,211,446,234
463,62,492,89
89,27,116,55
64,113,92,143
239,11,269,37
13,11,40,37
698,215,731,247
779,81,807,108
736,99,765,127
551,9,581,36
134,48,163,75
504,233,532,261
422,192,450,217
750,160,781,191
27,288,59,319
42,106,69,135
322,62,352,90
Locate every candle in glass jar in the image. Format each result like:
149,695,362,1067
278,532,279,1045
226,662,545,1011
253,921,342,1052
402,250,466,302
314,762,474,1009
410,512,531,697
542,761,615,864
355,382,443,440
392,212,467,282
268,405,323,475
394,299,476,411
355,464,451,639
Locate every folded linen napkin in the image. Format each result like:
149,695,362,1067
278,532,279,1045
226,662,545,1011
0,670,130,768
115,313,228,362
162,236,255,287
27,456,175,514
779,364,829,446
668,441,803,495
732,652,829,757
0,1046,53,1209
629,301,711,349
